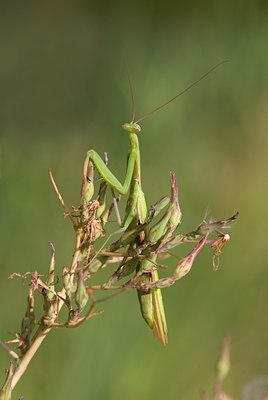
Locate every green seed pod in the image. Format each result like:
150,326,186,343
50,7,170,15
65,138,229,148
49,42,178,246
108,257,139,284
62,267,72,293
157,234,184,253
81,160,94,203
95,202,106,219
167,172,182,233
42,293,58,327
110,224,147,252
96,179,107,218
20,283,36,352
88,257,106,274
148,196,170,218
62,266,74,308
47,242,55,288
148,209,171,244
75,269,89,311
42,263,58,328
174,234,208,278
0,362,14,400
148,174,181,245
100,208,110,226
21,283,36,337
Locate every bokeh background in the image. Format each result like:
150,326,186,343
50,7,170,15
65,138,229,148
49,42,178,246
1,1,268,399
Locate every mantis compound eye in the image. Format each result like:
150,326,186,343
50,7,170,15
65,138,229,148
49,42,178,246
121,122,141,133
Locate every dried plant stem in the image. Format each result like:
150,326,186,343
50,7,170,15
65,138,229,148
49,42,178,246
48,169,76,227
11,228,83,390
11,326,51,389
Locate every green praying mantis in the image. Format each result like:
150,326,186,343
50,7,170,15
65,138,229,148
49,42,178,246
0,63,239,400
81,61,238,345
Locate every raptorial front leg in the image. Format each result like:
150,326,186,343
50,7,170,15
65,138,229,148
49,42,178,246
84,147,136,197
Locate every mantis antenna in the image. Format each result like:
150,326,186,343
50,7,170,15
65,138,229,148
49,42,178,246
135,60,229,124
124,61,136,123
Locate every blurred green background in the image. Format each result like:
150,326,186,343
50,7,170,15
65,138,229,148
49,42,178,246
1,1,268,399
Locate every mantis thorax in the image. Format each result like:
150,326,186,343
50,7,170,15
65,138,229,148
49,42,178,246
121,122,141,133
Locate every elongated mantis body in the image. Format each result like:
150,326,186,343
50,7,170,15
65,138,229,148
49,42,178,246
84,120,168,343
83,61,230,345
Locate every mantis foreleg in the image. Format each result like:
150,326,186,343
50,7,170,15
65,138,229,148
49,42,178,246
84,147,136,197
84,123,149,230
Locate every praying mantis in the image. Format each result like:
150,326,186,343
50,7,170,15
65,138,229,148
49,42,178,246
0,63,240,400
82,61,235,345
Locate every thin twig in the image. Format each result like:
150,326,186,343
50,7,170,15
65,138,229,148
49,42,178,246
0,340,19,360
48,169,76,226
89,284,125,291
52,305,104,329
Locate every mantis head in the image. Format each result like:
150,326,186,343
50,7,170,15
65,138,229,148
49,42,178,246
122,122,141,133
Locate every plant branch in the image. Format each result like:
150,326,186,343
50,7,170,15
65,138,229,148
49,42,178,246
0,341,19,361
11,224,84,390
